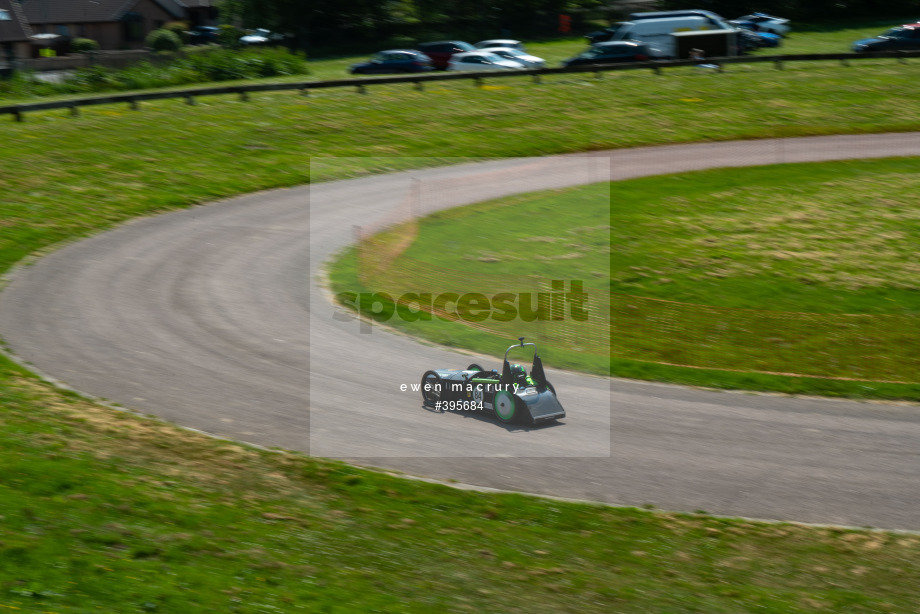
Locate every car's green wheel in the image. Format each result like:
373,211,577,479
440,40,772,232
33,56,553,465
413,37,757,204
466,363,484,372
421,371,442,408
494,390,516,423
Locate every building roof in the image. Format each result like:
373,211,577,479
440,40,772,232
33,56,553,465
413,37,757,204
176,0,214,8
0,0,32,43
20,0,185,24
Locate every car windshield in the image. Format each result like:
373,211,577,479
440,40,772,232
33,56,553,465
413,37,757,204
582,46,615,58
881,27,905,38
495,48,524,57
610,24,631,41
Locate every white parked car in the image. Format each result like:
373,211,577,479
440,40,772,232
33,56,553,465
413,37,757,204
474,39,526,51
447,51,524,71
239,28,283,45
734,13,790,36
487,47,545,69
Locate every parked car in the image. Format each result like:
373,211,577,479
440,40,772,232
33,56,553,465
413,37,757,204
562,41,652,67
588,14,736,58
853,23,920,52
751,30,782,48
187,25,219,45
487,47,545,69
416,40,476,70
734,13,790,36
349,49,434,74
474,39,526,51
587,9,731,44
730,21,782,50
239,28,282,46
447,51,524,71
585,27,617,44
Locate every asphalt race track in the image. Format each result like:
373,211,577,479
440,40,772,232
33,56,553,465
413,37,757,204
2,134,920,530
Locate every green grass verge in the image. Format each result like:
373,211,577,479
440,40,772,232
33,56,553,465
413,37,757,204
328,159,920,399
3,370,920,613
3,35,920,610
5,60,920,272
388,160,920,313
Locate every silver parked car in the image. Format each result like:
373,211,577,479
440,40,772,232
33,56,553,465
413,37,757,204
487,47,545,69
734,13,790,36
474,39,526,51
447,51,524,71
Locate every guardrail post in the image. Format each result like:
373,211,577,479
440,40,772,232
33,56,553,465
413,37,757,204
474,76,483,88
299,86,309,96
898,52,907,64
532,73,542,84
774,59,783,70
356,84,367,94
594,70,602,80
185,95,195,105
12,108,22,122
238,89,249,102
69,105,79,117
840,58,849,66
414,80,423,91
128,98,138,110
652,65,661,75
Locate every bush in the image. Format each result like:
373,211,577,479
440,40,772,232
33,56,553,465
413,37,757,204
218,24,244,49
164,21,190,44
0,70,56,98
67,65,119,92
180,47,308,81
164,21,188,35
71,38,100,53
0,47,308,100
145,28,182,53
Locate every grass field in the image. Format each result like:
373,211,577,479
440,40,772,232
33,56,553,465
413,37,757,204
381,160,920,314
6,59,920,278
3,21,920,612
3,369,920,613
329,159,920,398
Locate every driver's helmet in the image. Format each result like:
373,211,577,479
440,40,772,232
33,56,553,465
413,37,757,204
510,363,527,382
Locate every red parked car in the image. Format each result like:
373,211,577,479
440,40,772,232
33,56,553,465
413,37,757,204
415,40,476,70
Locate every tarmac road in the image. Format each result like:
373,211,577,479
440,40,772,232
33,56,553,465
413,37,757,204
2,134,920,530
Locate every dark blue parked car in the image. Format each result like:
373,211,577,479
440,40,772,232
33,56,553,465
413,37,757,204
853,24,920,52
350,50,434,74
562,41,652,67
187,25,219,45
730,21,782,50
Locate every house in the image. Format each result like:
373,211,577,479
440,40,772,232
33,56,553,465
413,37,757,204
18,0,186,51
177,0,217,28
0,0,32,62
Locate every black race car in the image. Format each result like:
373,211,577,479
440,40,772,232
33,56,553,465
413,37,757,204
420,338,565,425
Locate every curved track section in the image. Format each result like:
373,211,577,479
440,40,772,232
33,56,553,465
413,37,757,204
2,135,920,529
